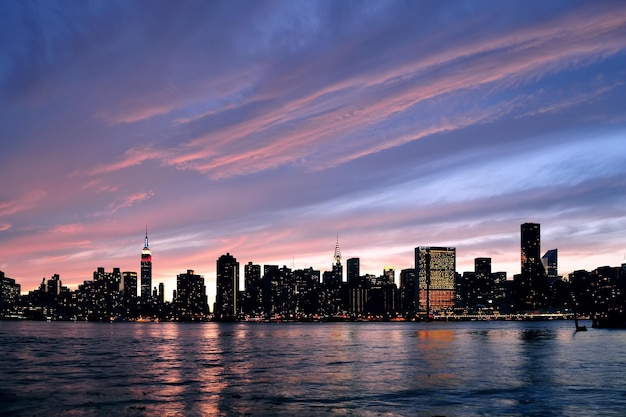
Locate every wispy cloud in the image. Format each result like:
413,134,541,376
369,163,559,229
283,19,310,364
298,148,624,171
108,190,155,213
0,190,47,217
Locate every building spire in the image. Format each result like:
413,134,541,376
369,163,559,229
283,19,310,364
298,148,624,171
144,225,149,249
333,234,341,266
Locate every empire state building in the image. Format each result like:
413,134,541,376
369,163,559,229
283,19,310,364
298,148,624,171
141,228,152,300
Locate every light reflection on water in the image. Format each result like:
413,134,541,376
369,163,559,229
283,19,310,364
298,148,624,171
1,320,625,416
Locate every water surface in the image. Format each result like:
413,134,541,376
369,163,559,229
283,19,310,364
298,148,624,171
0,320,624,416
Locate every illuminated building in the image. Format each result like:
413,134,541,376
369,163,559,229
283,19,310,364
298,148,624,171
215,253,239,320
140,228,152,301
175,269,208,319
91,267,123,320
516,223,548,311
244,262,262,315
121,271,138,317
415,247,456,313
0,270,21,317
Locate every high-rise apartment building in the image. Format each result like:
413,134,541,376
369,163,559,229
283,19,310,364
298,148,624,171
140,228,152,300
215,253,239,320
175,269,208,319
415,247,456,313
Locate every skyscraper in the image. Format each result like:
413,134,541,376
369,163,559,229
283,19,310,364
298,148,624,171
517,223,548,311
175,269,208,319
347,258,360,286
140,228,152,300
215,253,240,320
244,262,262,315
415,247,456,314
542,249,558,279
399,268,416,313
332,236,343,284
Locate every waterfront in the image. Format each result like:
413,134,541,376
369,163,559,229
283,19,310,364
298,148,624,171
0,320,625,416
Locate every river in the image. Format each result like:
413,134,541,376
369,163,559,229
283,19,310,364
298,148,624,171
0,319,624,416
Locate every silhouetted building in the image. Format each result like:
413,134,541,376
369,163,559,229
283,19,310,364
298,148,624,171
0,270,20,317
542,249,558,279
461,258,497,310
215,253,239,320
244,262,263,315
383,266,395,285
87,267,123,321
415,247,456,313
293,267,321,316
347,258,360,286
121,271,138,317
140,228,152,301
158,282,165,304
175,269,208,319
516,223,548,311
399,268,416,313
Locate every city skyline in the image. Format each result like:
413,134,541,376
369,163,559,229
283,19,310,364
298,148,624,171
2,1,626,302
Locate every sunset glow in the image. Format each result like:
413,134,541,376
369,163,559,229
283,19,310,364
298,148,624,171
1,0,626,306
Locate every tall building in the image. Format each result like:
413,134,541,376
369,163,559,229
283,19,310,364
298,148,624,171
244,262,262,315
516,223,548,311
399,268,416,313
461,258,495,309
347,258,360,286
215,253,240,320
415,247,456,313
383,266,395,285
140,228,152,300
175,269,208,319
121,271,138,317
521,223,541,277
542,249,558,279
158,282,165,304
0,270,21,317
91,267,123,320
332,237,343,284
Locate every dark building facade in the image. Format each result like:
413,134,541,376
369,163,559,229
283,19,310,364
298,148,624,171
542,249,558,279
175,269,208,319
243,262,263,315
0,270,21,317
516,223,548,311
347,258,360,286
214,253,240,320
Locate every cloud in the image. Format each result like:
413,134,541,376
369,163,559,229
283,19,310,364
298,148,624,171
51,224,84,234
145,1,626,179
108,190,155,213
0,223,11,232
88,145,163,176
0,190,47,217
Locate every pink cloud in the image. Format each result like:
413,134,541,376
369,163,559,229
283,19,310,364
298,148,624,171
88,145,163,176
158,6,626,179
108,190,155,213
51,224,85,234
0,223,12,232
0,190,47,217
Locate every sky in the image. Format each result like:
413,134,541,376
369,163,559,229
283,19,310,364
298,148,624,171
2,0,626,305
